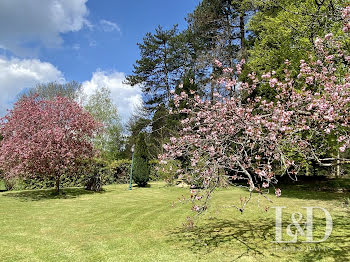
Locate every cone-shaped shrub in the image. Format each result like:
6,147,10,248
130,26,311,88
133,133,150,187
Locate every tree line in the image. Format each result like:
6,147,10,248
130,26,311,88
1,0,349,193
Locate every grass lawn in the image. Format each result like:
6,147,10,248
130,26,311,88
0,181,349,262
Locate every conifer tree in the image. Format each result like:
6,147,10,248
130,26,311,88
133,133,150,187
126,25,184,112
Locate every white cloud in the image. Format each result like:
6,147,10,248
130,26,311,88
0,0,89,56
82,70,142,123
0,57,64,115
72,44,81,50
99,20,121,33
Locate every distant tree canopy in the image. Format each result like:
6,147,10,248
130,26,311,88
23,81,82,101
246,0,346,78
18,82,124,162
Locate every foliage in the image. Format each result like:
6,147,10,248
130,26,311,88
133,133,150,187
124,106,151,158
0,95,101,193
186,0,256,99
149,104,179,158
246,0,345,81
109,159,132,184
156,159,182,185
85,87,123,161
0,158,176,191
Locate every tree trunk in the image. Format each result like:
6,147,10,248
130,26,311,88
163,41,170,104
55,176,60,194
210,79,215,101
336,150,340,177
239,10,245,58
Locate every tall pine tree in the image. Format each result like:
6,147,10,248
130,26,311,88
126,25,184,112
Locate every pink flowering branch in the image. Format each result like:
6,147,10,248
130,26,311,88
160,7,350,214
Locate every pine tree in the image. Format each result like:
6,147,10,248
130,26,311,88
125,25,184,112
133,133,150,187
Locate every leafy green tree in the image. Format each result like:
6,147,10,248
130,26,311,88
133,133,150,187
149,104,180,158
246,0,345,79
85,87,123,161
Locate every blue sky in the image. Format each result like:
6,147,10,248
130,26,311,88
0,0,200,122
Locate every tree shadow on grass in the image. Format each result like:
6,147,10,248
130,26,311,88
169,214,350,261
298,214,350,261
279,188,349,202
2,187,105,201
231,176,350,202
267,176,350,202
169,217,277,261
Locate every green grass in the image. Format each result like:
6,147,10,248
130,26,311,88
0,181,349,262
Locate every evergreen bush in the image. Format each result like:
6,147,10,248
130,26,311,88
133,133,150,187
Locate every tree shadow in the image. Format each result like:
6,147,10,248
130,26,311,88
131,183,152,189
2,187,105,201
268,176,350,202
298,214,350,261
279,188,348,202
168,214,350,261
231,176,349,201
168,217,277,261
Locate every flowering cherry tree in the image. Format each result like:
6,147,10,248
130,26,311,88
160,7,350,214
0,95,101,193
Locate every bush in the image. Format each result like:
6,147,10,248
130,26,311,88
0,156,175,191
3,177,17,191
156,159,181,185
133,133,150,187
109,159,132,184
83,159,104,191
149,159,160,181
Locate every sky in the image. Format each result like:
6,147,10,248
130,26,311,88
0,0,200,122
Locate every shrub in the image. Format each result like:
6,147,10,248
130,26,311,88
156,159,181,185
109,159,132,184
133,133,150,187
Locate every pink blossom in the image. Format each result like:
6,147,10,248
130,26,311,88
275,188,282,197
